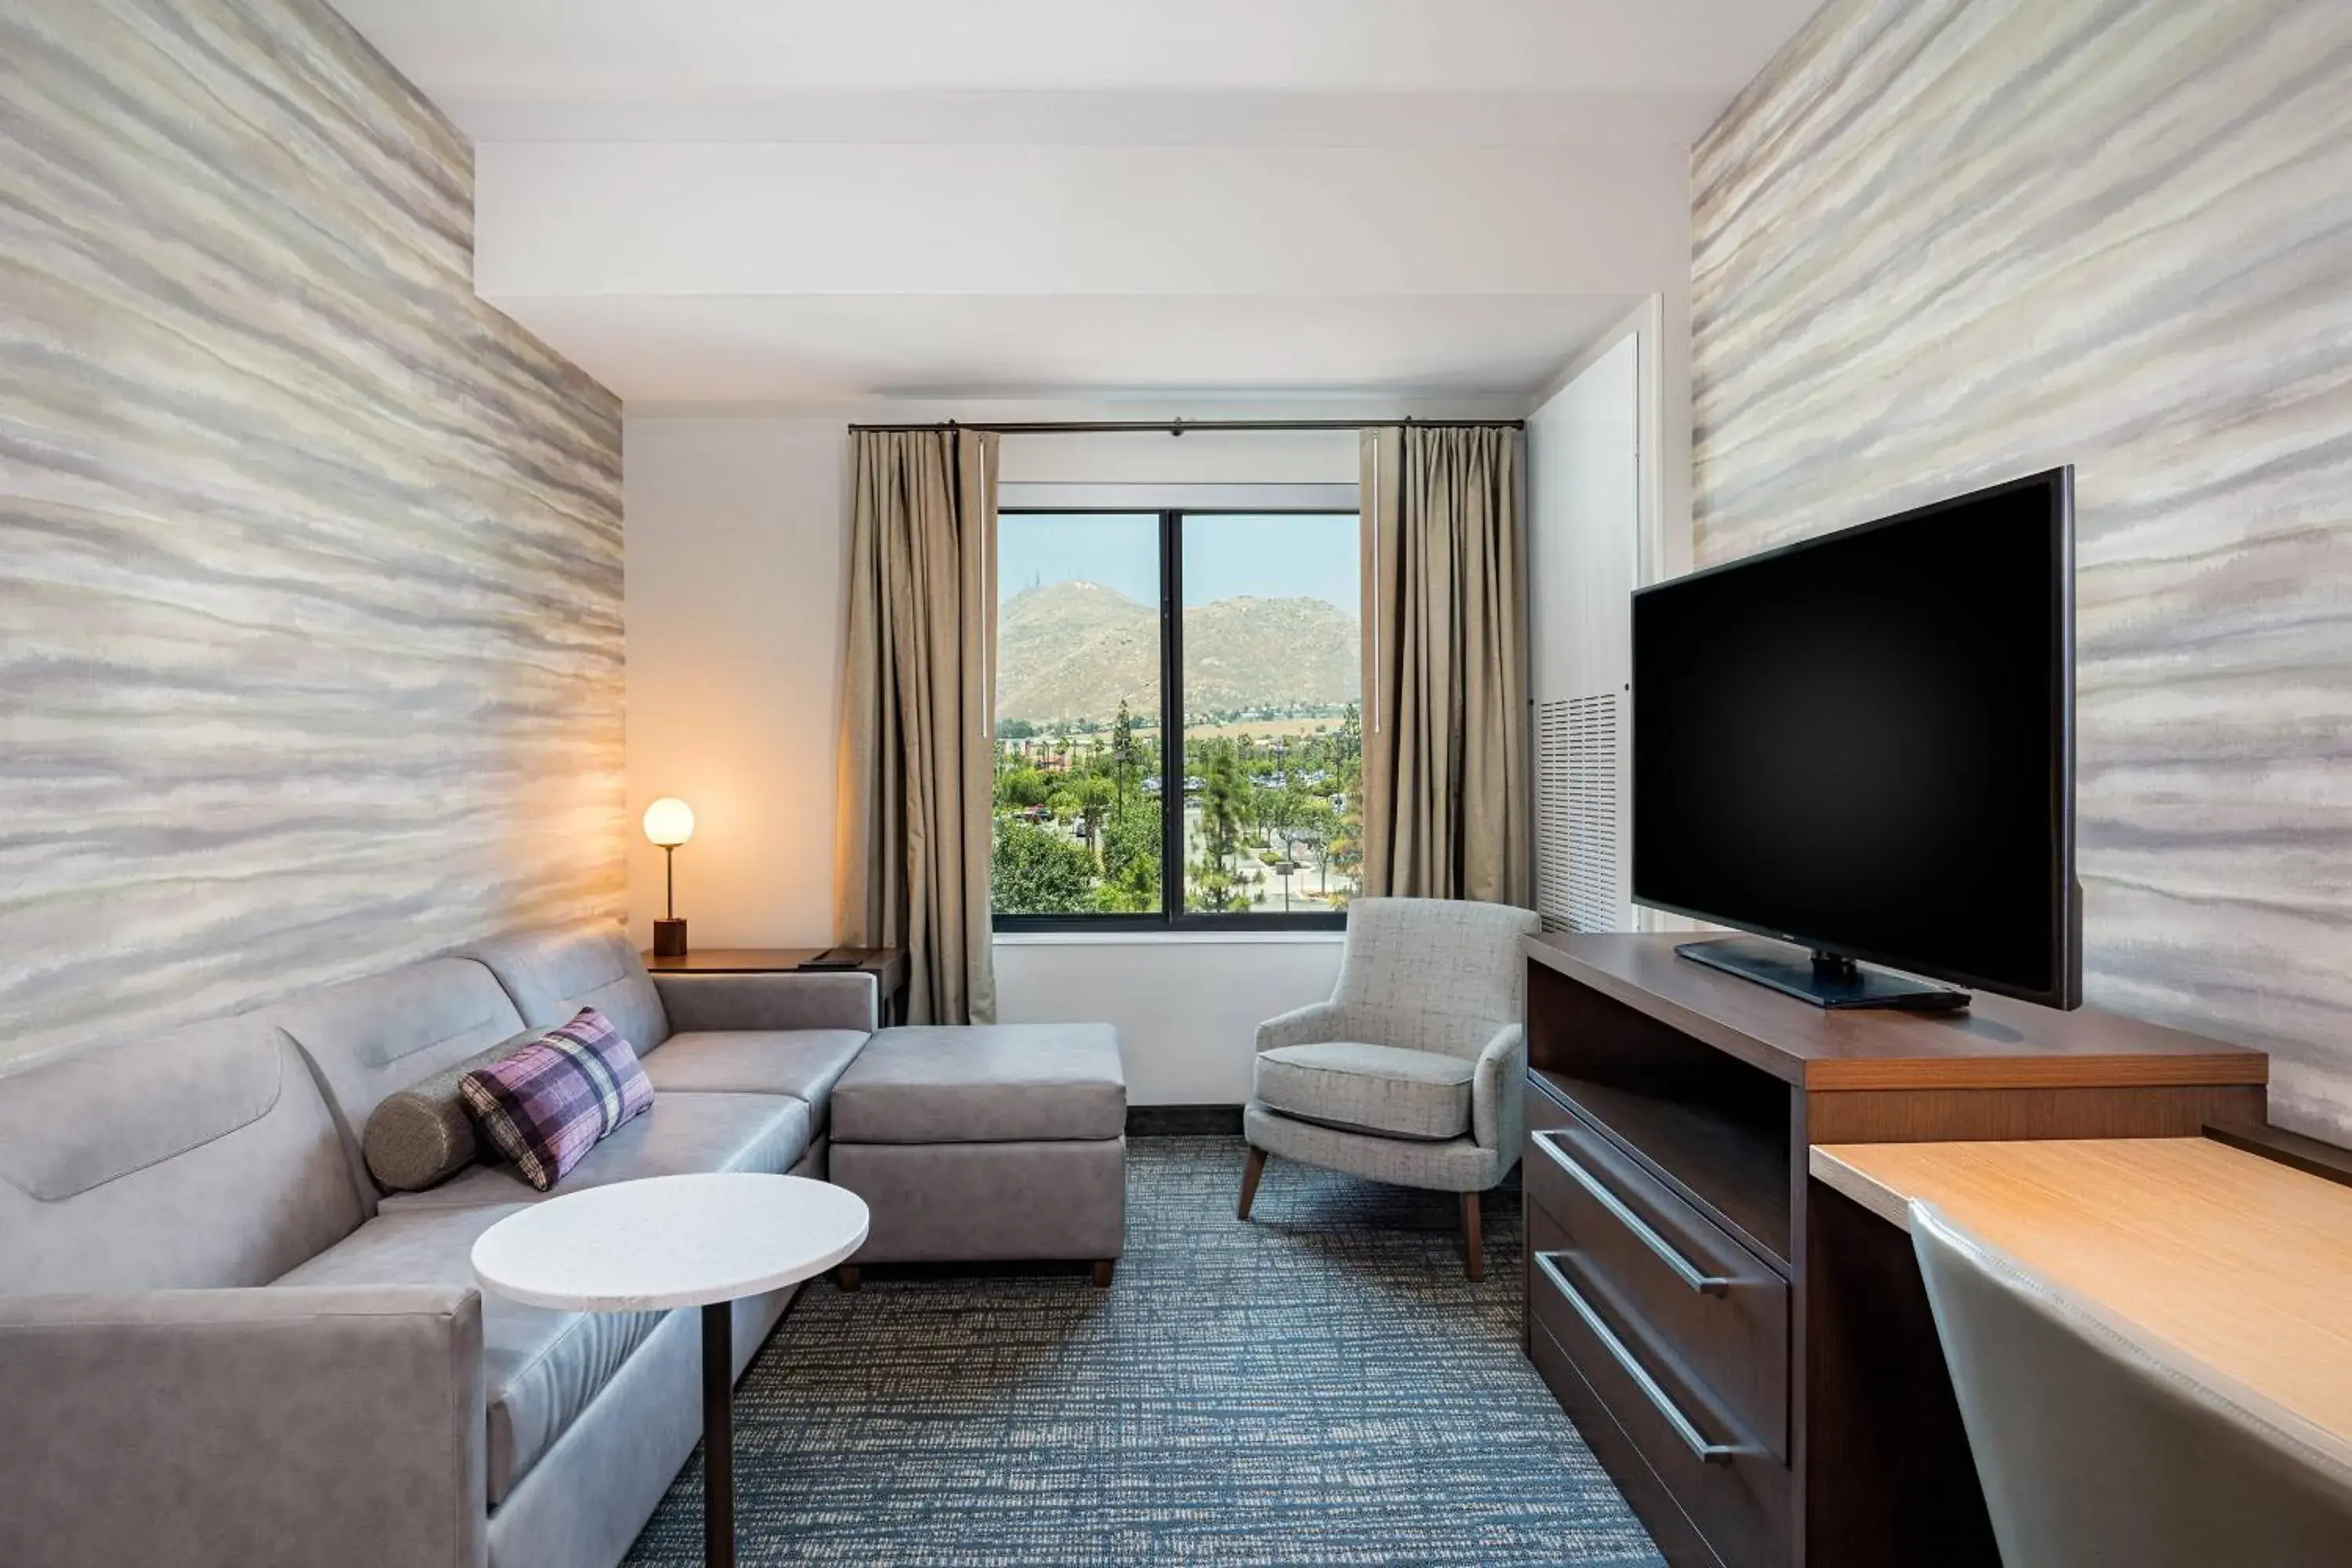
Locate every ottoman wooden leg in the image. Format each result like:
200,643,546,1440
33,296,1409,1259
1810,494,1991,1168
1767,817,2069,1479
836,1264,862,1292
1238,1145,1267,1220
1092,1258,1116,1288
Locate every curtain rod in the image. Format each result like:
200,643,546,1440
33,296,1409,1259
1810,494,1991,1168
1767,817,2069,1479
844,417,1524,435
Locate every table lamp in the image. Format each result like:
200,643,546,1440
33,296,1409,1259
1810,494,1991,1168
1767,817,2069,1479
644,797,695,957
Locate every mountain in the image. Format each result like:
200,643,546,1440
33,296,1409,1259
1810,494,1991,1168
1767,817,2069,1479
996,581,1359,724
1181,594,1360,713
996,582,1159,724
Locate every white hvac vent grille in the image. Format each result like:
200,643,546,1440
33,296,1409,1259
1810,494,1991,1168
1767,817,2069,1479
1535,693,1625,934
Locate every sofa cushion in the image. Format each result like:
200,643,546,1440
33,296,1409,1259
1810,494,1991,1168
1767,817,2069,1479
655,972,879,1036
1254,1041,1475,1142
463,923,670,1056
831,1025,1124,1145
0,1021,361,1292
266,958,531,1159
644,1029,869,1129
379,1091,811,1213
271,1203,662,1504
460,1009,655,1192
362,1037,532,1193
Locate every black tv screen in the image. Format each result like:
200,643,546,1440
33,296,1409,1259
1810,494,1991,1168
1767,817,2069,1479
1632,469,2079,1007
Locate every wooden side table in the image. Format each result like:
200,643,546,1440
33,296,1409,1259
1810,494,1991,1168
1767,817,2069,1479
641,947,912,1027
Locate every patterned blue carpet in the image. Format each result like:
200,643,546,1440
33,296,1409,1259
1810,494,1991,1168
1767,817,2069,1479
624,1135,1663,1566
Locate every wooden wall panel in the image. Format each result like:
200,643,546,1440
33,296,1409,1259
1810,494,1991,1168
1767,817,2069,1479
1691,0,2352,1139
0,0,626,1061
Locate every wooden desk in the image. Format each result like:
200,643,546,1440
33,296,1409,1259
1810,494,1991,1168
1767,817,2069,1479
1812,1137,2352,1452
641,946,910,1026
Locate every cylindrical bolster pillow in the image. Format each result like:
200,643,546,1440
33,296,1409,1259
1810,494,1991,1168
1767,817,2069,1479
361,1037,532,1192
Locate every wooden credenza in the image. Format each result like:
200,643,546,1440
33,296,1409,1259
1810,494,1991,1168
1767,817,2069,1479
1520,933,2268,1568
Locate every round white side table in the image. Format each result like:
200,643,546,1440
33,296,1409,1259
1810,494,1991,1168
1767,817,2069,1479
471,1172,869,1568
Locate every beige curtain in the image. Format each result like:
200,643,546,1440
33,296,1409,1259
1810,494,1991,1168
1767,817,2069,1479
1359,424,1532,906
835,428,998,1024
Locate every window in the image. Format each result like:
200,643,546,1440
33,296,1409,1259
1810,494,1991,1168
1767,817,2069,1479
993,510,1363,929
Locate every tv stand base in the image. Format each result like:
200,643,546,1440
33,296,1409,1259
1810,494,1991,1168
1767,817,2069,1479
1675,935,1969,1011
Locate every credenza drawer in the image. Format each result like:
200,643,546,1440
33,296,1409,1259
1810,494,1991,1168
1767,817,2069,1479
1525,1095,1790,1461
1527,1229,1791,1568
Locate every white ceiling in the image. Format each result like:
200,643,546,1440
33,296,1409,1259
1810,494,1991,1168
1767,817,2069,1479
502,293,1645,406
331,1,1822,404
335,1,1822,143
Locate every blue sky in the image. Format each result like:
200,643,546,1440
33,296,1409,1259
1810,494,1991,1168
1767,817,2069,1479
998,512,1359,612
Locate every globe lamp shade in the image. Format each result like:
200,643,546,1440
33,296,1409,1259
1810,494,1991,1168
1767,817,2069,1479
643,797,695,848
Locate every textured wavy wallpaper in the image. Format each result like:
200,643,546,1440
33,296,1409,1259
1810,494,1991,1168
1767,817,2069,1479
0,0,626,1062
1693,0,2352,1137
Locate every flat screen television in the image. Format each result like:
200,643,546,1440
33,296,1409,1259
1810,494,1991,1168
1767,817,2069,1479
1632,468,2079,1011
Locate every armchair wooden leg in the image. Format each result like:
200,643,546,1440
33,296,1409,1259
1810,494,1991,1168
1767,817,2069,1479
1460,1191,1484,1282
1238,1145,1268,1220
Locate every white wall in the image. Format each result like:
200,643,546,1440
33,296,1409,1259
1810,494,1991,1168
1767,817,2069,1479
624,397,1521,1102
995,935,1345,1105
623,416,849,952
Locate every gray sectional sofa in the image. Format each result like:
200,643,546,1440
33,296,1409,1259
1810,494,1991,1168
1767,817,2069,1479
0,921,889,1568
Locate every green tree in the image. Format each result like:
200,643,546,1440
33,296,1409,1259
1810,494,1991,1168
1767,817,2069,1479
1319,702,1364,906
1189,745,1254,912
1293,797,1335,895
1097,794,1162,913
1327,779,1363,909
1110,699,1139,809
1072,775,1117,868
993,820,1096,913
995,767,1053,811
1257,788,1302,866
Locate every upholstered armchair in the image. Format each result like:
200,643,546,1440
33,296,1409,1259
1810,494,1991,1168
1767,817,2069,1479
1238,897,1541,1279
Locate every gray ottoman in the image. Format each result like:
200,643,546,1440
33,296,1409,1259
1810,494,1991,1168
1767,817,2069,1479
828,1024,1127,1287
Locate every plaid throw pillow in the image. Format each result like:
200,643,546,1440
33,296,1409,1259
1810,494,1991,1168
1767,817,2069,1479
459,1007,654,1192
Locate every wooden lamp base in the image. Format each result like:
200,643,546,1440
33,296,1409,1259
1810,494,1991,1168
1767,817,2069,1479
652,918,688,958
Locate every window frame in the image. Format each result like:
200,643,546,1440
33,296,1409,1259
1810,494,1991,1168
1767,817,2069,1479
992,506,1358,935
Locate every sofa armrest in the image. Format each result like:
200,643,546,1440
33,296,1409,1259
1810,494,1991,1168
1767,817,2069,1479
0,1285,486,1568
654,971,879,1034
1470,1024,1527,1160
1254,1000,1348,1054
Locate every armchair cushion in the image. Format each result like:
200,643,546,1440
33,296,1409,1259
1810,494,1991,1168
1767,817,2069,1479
1255,1042,1475,1142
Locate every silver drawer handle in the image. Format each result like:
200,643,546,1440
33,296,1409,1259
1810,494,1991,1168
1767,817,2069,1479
1536,1250,1740,1467
1534,1130,1732,1297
